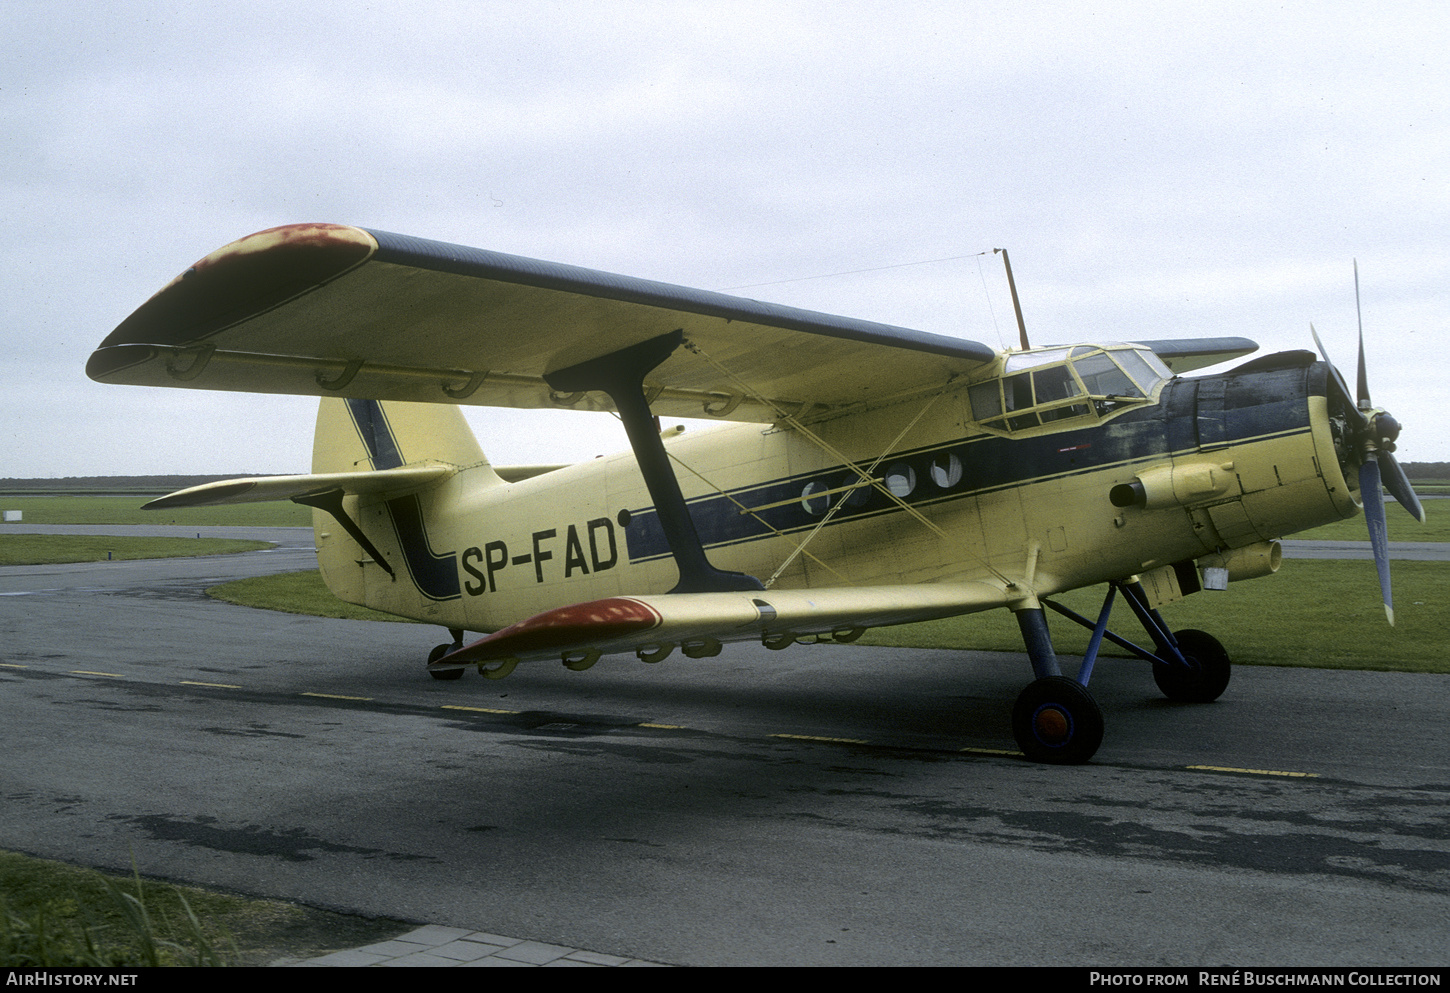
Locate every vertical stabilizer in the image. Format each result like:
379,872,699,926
312,398,491,474
310,398,499,624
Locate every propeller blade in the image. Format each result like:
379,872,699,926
1310,324,1368,429
1379,450,1427,523
1359,455,1394,625
1354,260,1371,407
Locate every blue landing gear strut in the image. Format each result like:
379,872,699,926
1011,580,1232,763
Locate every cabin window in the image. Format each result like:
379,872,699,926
969,381,1002,421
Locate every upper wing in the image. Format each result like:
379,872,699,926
1132,337,1258,373
87,223,999,423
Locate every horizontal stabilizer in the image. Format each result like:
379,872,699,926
144,464,452,509
493,464,571,483
429,582,1011,671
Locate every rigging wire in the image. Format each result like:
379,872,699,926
975,254,1006,351
717,252,990,292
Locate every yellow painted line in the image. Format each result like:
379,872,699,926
72,670,123,678
1,663,28,669
638,722,686,729
1187,765,1319,778
442,704,520,714
771,733,869,745
961,747,1023,757
301,692,372,702
180,680,243,689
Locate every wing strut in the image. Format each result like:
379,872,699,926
544,331,764,594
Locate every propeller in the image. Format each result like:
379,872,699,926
1309,262,1425,625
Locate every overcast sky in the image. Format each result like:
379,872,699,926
5,0,1447,477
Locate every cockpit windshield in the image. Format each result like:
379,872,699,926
969,345,1170,433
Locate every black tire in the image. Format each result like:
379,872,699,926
427,643,465,681
1011,676,1104,764
1153,629,1231,703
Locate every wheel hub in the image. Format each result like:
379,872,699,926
1033,705,1071,745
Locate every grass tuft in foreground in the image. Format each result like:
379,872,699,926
0,850,407,967
0,853,235,966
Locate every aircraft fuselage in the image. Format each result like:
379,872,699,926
316,349,1358,634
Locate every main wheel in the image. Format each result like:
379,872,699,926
1153,629,1230,703
427,643,465,681
1011,676,1104,764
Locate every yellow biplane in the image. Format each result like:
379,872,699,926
87,223,1423,763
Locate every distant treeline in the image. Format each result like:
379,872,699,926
1405,463,1449,479
0,475,274,493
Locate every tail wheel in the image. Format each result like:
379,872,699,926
427,643,465,681
1012,677,1104,764
1153,629,1230,703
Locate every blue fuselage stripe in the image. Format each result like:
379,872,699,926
623,366,1318,563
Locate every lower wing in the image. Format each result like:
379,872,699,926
429,582,1012,672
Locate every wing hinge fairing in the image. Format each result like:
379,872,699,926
89,342,810,422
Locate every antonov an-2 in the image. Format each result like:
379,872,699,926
86,223,1423,763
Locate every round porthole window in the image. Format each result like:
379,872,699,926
885,462,916,498
930,452,962,489
801,481,830,516
839,473,872,509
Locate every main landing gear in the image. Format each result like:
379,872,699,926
1010,579,1232,764
427,629,466,680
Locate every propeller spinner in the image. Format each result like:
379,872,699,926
1310,262,1425,625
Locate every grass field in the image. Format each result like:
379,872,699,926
860,559,1448,673
207,569,419,624
0,495,310,527
0,535,273,565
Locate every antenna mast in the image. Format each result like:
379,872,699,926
995,248,1030,350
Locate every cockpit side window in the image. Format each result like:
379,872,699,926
1074,352,1142,398
1115,348,1170,394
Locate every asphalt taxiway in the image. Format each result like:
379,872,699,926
1,527,1446,967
